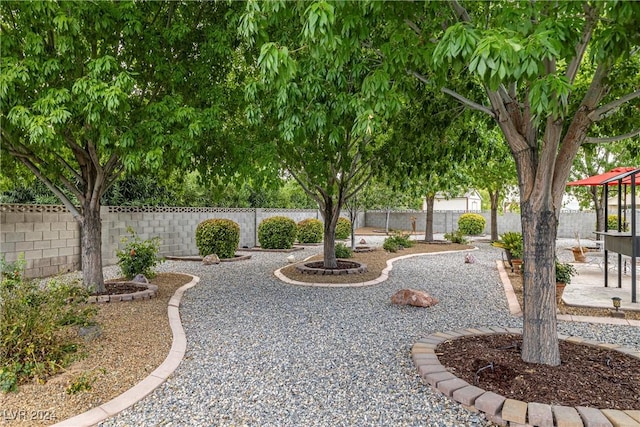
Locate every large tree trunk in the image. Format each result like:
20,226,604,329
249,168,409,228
520,202,560,366
79,202,106,294
320,196,340,269
424,194,435,241
489,189,500,241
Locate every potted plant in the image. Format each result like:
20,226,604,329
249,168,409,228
555,261,577,305
492,231,523,268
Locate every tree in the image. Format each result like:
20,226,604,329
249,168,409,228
0,2,238,291
424,1,640,365
466,119,517,241
241,1,403,268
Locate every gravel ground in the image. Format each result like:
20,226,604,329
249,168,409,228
99,241,640,427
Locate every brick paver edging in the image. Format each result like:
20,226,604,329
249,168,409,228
413,328,640,427
87,283,158,303
274,247,479,288
52,274,201,427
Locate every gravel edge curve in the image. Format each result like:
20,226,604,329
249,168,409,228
51,274,201,427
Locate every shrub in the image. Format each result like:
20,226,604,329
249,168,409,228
607,215,629,231
387,231,414,249
335,217,351,240
297,218,323,244
116,227,162,279
444,230,469,244
335,242,353,258
383,238,399,252
458,213,486,235
492,231,523,258
0,255,96,392
195,219,240,259
258,216,297,249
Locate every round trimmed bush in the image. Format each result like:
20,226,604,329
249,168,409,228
335,217,351,240
458,213,486,235
335,242,353,258
195,218,240,259
297,218,323,244
258,216,297,249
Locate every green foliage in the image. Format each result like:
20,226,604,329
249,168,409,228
492,232,524,259
335,217,352,240
334,243,353,259
0,255,96,392
444,230,469,245
383,238,399,253
66,371,98,395
555,261,577,285
386,231,415,250
458,213,486,236
116,227,162,279
297,218,323,244
258,216,297,249
195,219,240,259
607,215,629,232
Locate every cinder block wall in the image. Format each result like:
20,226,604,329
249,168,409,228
0,205,81,277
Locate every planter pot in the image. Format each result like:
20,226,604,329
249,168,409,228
556,282,566,305
571,247,587,262
511,258,523,273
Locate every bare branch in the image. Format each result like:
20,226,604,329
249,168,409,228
584,129,640,144
566,3,597,84
449,0,472,22
404,19,421,36
588,89,640,121
441,87,496,118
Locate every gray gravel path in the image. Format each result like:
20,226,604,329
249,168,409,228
99,242,640,427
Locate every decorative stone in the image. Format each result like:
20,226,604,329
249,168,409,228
78,325,102,342
465,253,476,264
132,274,149,283
203,254,220,265
391,289,439,307
360,238,366,244
287,255,296,263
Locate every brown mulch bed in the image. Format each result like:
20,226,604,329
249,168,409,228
438,333,640,409
91,281,145,296
279,242,473,284
0,273,193,427
505,261,640,321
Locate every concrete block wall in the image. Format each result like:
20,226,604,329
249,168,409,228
364,210,608,239
0,205,81,278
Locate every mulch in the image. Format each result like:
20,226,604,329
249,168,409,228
437,334,640,410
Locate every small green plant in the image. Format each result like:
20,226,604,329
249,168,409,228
297,218,323,244
555,261,577,284
492,231,523,259
335,217,351,240
334,242,353,258
195,218,240,259
116,227,162,279
258,216,298,249
0,255,96,392
458,213,486,236
387,231,414,249
444,230,469,244
607,215,629,232
66,371,97,395
383,238,399,252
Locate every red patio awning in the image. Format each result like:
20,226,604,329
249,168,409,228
566,167,640,186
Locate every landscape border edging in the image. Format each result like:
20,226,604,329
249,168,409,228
52,273,200,427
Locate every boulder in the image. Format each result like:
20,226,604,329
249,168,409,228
287,255,296,263
391,289,439,308
360,238,367,244
203,254,221,265
132,274,149,284
464,253,476,264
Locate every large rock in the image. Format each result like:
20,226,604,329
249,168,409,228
391,289,439,307
203,254,221,265
132,274,149,284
